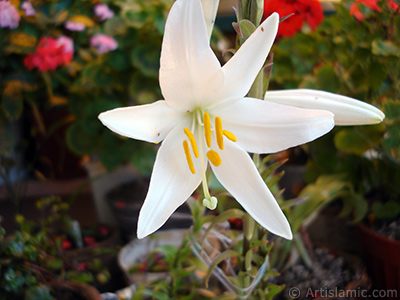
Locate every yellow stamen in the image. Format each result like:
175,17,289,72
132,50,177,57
204,112,212,148
184,128,199,158
215,117,224,150
183,140,196,174
207,149,222,167
223,130,237,142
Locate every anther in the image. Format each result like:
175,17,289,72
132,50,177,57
183,140,196,174
184,128,199,158
223,130,237,142
215,117,224,150
204,112,212,148
207,149,222,167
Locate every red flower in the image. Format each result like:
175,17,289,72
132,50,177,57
350,0,399,20
115,201,125,209
228,218,243,230
294,0,323,31
263,0,323,37
389,0,399,11
98,226,110,235
356,0,381,12
24,36,73,72
77,262,87,271
263,0,303,37
62,239,72,250
83,236,97,247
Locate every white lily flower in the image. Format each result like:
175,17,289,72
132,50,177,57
201,0,220,39
99,0,335,240
264,89,385,126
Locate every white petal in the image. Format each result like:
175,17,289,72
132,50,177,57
98,101,183,143
201,0,219,40
210,13,279,103
213,98,335,154
137,124,203,239
264,89,385,125
159,0,221,110
211,141,292,239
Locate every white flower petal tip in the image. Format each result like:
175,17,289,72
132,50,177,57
276,223,293,240
201,0,220,39
264,89,385,126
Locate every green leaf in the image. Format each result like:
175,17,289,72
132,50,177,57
66,121,97,155
371,201,400,220
243,213,255,240
351,194,368,224
25,285,53,300
109,50,130,71
156,245,178,267
334,125,385,155
383,99,400,120
239,19,256,40
372,39,400,57
292,175,349,232
201,208,245,243
1,91,23,120
315,63,341,92
205,250,241,287
104,17,128,36
131,44,160,78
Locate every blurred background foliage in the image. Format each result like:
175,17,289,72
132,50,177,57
0,0,174,181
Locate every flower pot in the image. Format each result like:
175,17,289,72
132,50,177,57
84,161,140,225
357,223,400,298
118,229,187,284
106,178,192,241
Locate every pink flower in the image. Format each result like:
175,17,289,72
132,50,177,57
22,1,35,16
0,0,20,29
65,20,86,31
90,33,118,54
57,35,74,54
94,3,114,21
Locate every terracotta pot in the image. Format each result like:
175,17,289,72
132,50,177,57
357,223,400,299
49,281,101,300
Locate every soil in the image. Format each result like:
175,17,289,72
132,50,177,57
271,248,369,300
371,218,400,241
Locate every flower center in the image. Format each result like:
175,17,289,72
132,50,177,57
182,111,237,210
183,112,237,174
